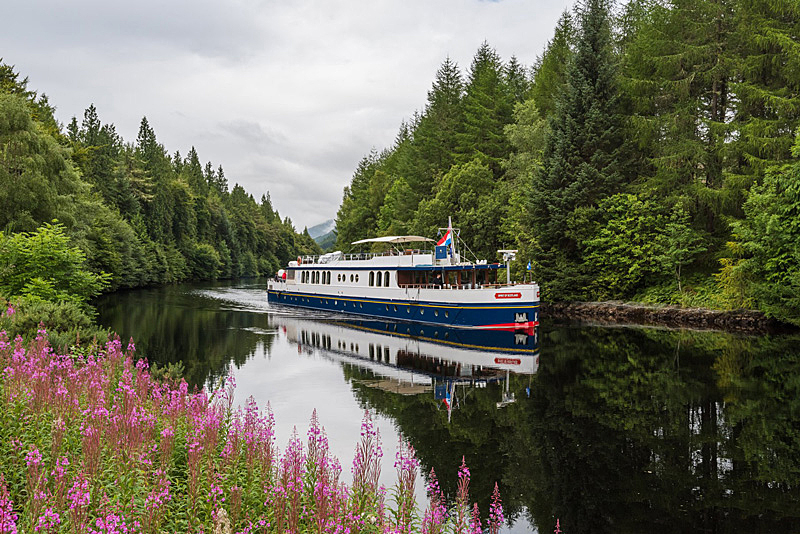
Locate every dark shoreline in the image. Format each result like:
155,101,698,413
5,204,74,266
542,301,797,334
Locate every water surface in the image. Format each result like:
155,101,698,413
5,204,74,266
95,279,800,534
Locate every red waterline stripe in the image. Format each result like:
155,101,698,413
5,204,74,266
479,321,539,330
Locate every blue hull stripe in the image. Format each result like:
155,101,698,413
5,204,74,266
267,289,539,328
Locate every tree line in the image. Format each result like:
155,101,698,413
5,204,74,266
334,0,800,324
1,60,319,339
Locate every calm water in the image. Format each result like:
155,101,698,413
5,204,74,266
95,279,800,534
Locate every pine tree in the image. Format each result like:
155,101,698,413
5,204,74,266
183,146,206,195
410,56,464,196
529,0,627,297
505,56,531,105
624,0,736,235
455,42,514,175
529,11,574,119
731,0,800,175
216,165,228,195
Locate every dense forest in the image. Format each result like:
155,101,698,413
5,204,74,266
335,0,800,324
0,60,319,341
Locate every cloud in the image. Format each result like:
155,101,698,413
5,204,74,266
2,0,574,229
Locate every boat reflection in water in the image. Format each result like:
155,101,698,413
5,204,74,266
272,316,539,421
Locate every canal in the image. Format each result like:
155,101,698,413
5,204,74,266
95,279,800,534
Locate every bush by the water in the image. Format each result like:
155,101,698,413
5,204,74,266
0,329,504,534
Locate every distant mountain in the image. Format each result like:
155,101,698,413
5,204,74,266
307,219,335,239
315,230,337,251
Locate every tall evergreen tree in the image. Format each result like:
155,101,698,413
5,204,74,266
529,0,627,297
624,0,736,236
530,11,575,119
731,0,800,175
410,56,464,196
455,42,514,175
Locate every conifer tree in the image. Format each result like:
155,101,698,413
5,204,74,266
530,12,574,119
624,0,735,236
529,0,627,297
410,57,464,197
731,0,800,175
455,42,513,175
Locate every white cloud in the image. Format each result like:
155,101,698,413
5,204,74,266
2,0,574,229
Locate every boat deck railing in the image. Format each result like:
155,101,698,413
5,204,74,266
399,283,522,290
299,249,432,265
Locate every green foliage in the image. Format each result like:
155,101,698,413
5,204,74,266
0,296,110,347
529,0,628,298
653,208,707,294
0,60,315,299
724,142,800,324
529,11,574,119
0,222,110,304
583,194,667,298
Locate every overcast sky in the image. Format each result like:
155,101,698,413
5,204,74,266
3,0,574,230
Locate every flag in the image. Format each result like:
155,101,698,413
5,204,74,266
437,229,452,247
437,217,456,258
527,261,532,271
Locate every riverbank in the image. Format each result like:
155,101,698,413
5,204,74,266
542,301,795,334
0,329,504,534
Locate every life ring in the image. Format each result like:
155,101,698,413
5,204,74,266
297,256,302,265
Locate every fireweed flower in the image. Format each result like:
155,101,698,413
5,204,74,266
34,508,60,533
0,330,508,534
0,474,18,534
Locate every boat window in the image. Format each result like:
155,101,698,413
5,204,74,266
327,272,331,284
369,272,374,286
384,271,390,287
376,272,382,287
355,274,359,283
350,274,354,282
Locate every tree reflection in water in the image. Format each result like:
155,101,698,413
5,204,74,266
96,281,800,534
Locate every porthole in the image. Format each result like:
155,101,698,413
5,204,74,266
420,309,425,315
407,308,411,314
385,305,389,311
393,305,397,312
355,274,359,282
445,311,449,318
434,310,439,317
350,274,354,282
334,300,338,306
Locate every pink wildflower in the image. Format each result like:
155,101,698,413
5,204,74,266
0,475,18,534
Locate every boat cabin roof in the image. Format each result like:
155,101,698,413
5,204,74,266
351,235,435,245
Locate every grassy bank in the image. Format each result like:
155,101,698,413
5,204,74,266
0,327,504,534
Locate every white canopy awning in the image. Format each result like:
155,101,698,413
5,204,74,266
351,235,434,245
